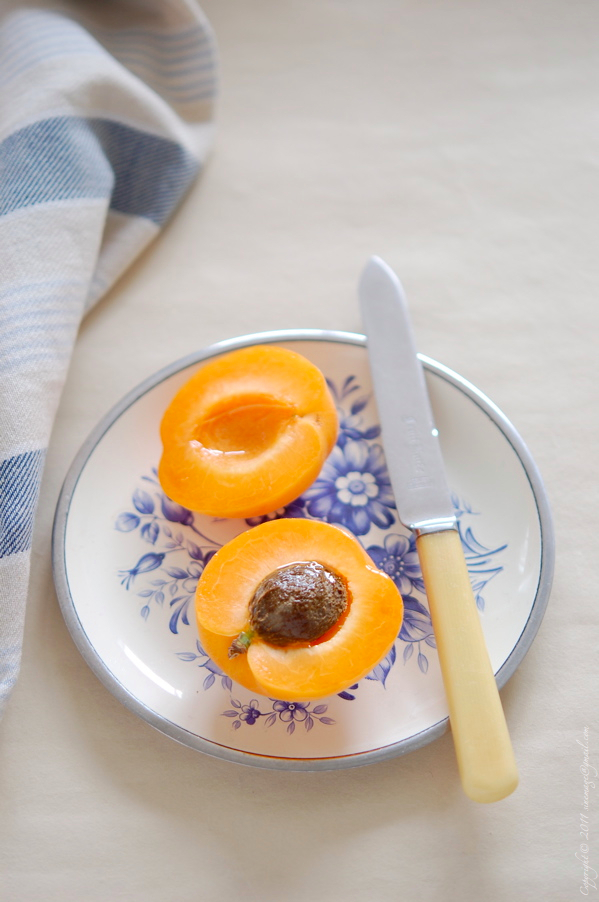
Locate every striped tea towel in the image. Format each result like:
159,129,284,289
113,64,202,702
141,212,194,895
0,0,218,716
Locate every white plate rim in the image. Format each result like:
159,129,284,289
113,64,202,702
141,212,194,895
52,329,555,771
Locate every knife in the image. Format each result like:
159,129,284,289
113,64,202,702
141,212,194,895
359,256,518,803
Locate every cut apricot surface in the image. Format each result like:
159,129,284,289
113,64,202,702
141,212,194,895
195,518,404,700
158,345,338,518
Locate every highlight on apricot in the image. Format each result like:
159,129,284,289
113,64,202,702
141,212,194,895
158,344,338,519
195,518,404,701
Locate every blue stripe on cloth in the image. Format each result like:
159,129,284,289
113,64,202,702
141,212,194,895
2,8,208,45
3,39,213,73
4,10,208,48
0,117,112,215
0,450,46,559
116,53,215,77
2,35,96,69
0,278,82,306
1,10,217,102
1,33,216,85
94,25,211,46
0,283,82,374
1,9,94,46
133,80,217,104
0,10,103,84
0,117,199,224
89,119,199,222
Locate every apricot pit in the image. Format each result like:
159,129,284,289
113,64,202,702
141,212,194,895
229,560,348,655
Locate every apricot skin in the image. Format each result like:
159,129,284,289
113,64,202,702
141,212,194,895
158,345,338,518
195,519,404,701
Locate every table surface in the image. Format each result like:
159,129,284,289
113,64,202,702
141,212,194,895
2,1,597,899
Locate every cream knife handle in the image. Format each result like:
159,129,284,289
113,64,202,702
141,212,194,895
416,529,519,803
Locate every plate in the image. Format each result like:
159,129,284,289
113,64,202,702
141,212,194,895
52,330,554,770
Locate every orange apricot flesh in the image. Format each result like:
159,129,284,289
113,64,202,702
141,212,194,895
158,345,338,518
195,518,404,700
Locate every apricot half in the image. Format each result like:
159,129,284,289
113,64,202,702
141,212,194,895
158,345,338,518
195,518,404,700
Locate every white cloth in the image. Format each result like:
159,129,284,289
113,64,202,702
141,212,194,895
0,0,217,715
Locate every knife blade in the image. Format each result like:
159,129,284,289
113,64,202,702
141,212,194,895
359,255,518,803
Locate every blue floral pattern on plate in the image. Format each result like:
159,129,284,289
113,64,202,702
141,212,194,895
115,375,508,732
302,440,396,536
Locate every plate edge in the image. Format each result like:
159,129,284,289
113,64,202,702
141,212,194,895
51,329,555,769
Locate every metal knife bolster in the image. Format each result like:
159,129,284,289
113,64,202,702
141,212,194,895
359,257,458,538
412,516,458,537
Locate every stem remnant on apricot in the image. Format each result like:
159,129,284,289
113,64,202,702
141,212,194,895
228,629,255,658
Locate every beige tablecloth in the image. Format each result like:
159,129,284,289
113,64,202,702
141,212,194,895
2,2,597,899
